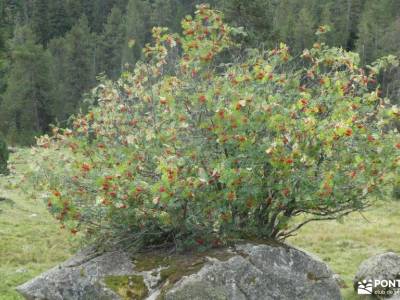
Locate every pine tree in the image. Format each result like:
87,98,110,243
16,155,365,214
151,0,175,29
92,0,118,33
0,26,53,144
274,0,300,51
58,16,95,119
78,0,128,33
292,4,316,52
219,0,276,48
374,17,400,103
65,0,84,27
0,134,9,175
318,0,350,48
98,6,125,79
81,0,96,31
31,0,50,45
346,0,365,50
356,0,398,63
47,37,68,122
122,0,151,67
48,0,71,40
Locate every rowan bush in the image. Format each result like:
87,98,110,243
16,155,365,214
35,5,399,251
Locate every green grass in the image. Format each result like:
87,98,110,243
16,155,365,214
289,200,400,300
0,149,78,299
0,149,399,299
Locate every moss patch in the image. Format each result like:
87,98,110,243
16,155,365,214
132,248,234,273
104,275,148,300
156,259,205,300
130,248,236,299
133,254,170,272
159,258,204,285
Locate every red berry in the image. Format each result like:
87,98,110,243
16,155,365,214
53,190,61,197
285,158,294,164
282,189,290,197
300,98,308,106
198,95,206,104
344,128,353,137
129,119,138,126
256,71,265,80
196,239,205,245
81,163,91,172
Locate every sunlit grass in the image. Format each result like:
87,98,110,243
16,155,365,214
290,200,400,299
0,149,398,299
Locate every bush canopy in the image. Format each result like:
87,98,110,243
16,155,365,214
35,5,400,251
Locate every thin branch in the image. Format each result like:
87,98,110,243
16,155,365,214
277,208,358,240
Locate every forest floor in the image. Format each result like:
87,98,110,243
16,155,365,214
0,149,399,299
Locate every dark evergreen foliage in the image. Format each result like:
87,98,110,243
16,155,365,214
0,135,9,175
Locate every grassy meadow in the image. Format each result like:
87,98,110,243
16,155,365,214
0,149,78,300
0,149,398,299
289,200,400,300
